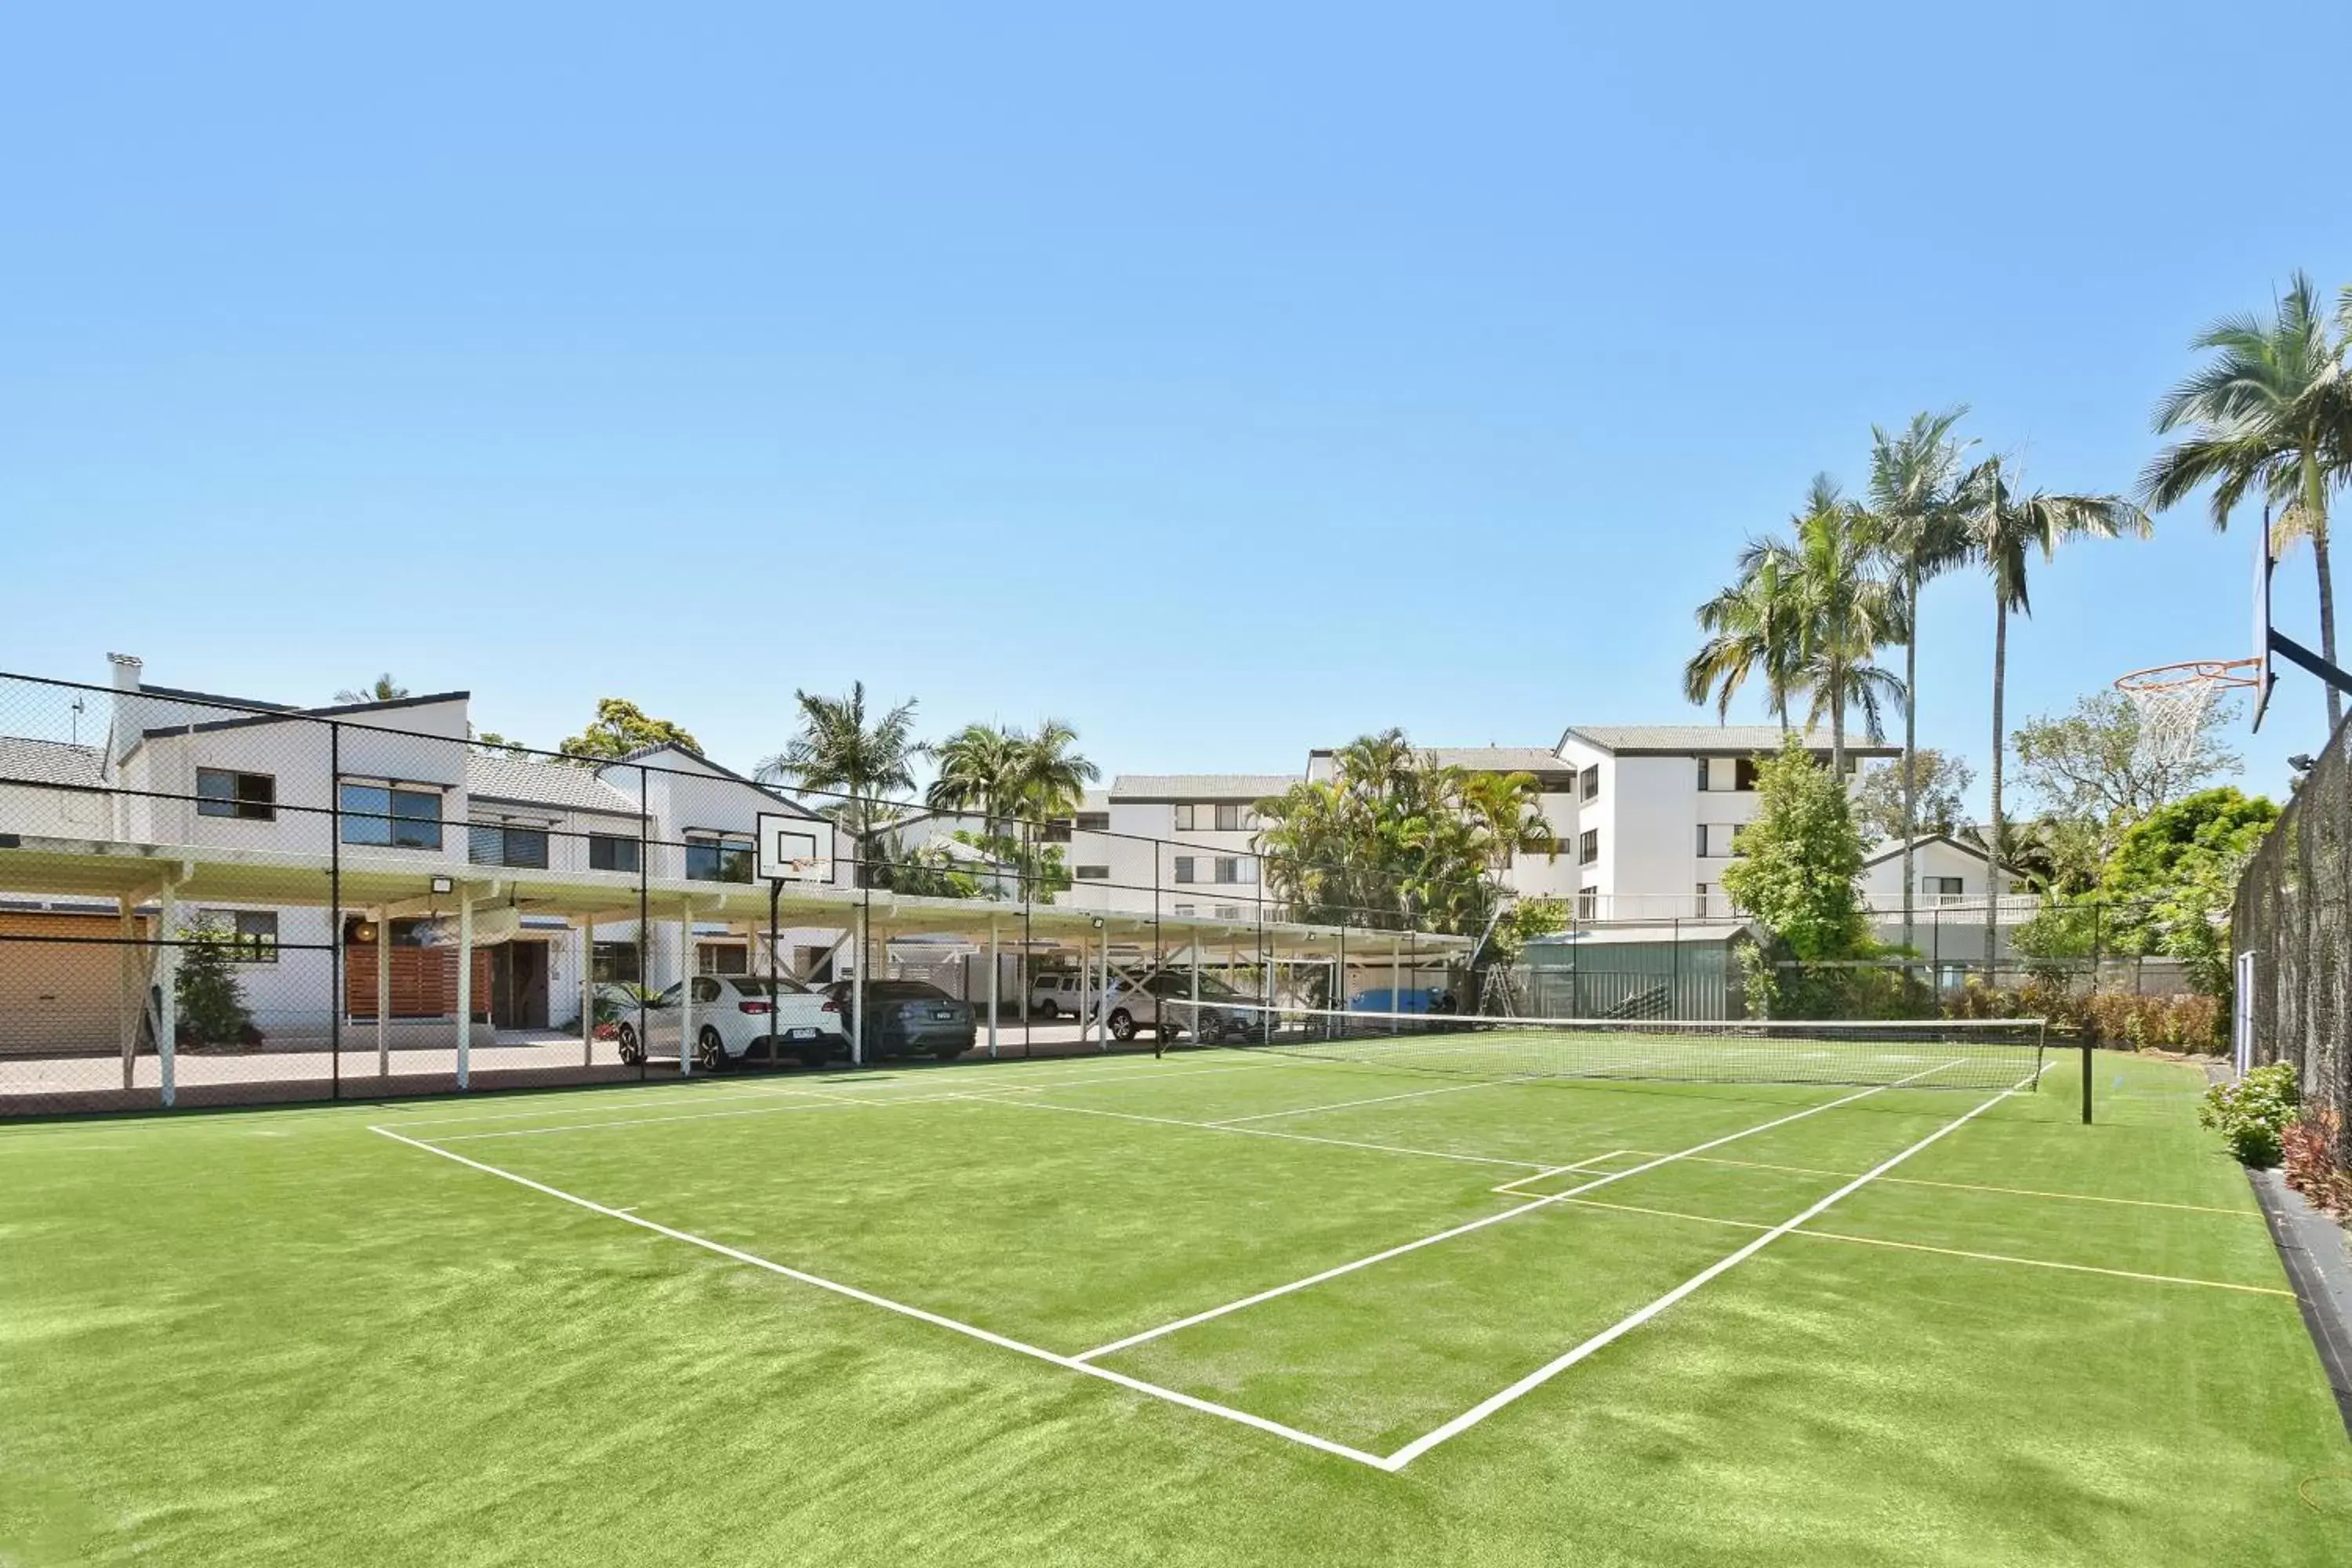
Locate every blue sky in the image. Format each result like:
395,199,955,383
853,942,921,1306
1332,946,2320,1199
3,2,2346,808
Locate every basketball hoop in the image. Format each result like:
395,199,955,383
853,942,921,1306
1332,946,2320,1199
2114,659,2259,768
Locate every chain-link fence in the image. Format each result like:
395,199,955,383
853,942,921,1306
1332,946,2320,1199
0,666,1501,1116
2234,715,2352,1170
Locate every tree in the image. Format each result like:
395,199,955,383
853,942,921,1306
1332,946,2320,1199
1959,455,2151,969
1868,407,1976,958
1850,747,1974,844
1253,731,1541,935
758,684,926,876
334,673,410,705
2143,272,2352,731
925,719,1100,902
2096,787,2278,993
1685,545,1804,731
557,699,702,762
2010,691,2241,844
1719,736,1871,962
174,918,255,1046
1780,476,1907,776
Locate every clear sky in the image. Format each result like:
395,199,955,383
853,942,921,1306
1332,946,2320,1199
4,2,2347,808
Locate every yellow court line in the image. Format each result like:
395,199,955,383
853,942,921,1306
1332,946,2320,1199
1489,1152,1628,1196
1617,1149,2260,1218
1547,1194,2292,1298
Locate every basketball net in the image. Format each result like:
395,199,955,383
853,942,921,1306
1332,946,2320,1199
2113,659,2259,769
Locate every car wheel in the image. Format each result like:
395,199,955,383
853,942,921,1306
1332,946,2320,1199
695,1027,727,1073
616,1023,642,1064
1108,1009,1136,1042
797,1040,832,1069
1035,1002,1057,1020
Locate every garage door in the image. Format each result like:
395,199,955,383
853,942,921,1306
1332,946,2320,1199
0,912,147,1058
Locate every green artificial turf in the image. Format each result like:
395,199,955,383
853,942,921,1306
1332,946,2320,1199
3,1047,2347,1566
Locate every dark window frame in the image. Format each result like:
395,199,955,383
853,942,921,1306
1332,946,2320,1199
685,836,756,884
588,833,641,873
339,781,445,849
1578,829,1599,866
468,822,550,869
196,768,276,822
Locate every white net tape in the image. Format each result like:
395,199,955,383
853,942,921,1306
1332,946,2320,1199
2114,659,2257,769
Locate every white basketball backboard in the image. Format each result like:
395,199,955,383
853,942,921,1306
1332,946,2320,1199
757,812,837,884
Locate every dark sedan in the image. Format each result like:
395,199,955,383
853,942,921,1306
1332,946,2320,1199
821,979,978,1062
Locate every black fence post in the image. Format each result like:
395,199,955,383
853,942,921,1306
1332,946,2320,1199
637,763,649,1083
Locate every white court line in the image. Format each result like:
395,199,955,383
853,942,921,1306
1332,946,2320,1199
1610,1149,2263,1218
1072,1061,1965,1363
417,1087,1038,1143
967,1093,1561,1173
1204,1075,1535,1127
1380,1070,2034,1468
368,1125,1388,1469
1488,1154,1628,1196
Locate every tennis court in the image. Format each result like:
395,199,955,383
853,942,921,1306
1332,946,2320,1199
5,1021,2348,1566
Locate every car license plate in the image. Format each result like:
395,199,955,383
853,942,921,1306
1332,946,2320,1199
785,1026,820,1041
932,1009,954,1020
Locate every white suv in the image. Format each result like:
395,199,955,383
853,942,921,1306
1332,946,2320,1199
614,975,844,1071
1027,973,1091,1019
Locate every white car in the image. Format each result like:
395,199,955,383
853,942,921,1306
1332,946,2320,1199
1027,972,1094,1019
613,975,844,1071
1102,971,1256,1043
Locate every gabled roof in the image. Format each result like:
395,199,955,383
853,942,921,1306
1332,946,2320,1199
1109,773,1301,800
600,743,826,821
1559,724,1900,757
1421,746,1571,774
1863,831,1989,867
0,735,107,789
464,754,642,816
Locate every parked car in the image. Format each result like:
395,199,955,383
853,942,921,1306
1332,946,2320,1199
820,979,978,1061
1105,971,1255,1044
1026,972,1091,1019
613,975,844,1071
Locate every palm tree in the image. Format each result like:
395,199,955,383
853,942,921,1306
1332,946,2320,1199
1779,475,1906,775
758,684,927,880
1868,408,1976,956
1685,542,1803,731
2142,272,2352,731
334,673,409,705
1961,456,2151,967
1005,718,1099,821
926,722,1024,831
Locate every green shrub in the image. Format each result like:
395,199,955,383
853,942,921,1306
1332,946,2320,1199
2199,1062,2298,1167
174,920,255,1047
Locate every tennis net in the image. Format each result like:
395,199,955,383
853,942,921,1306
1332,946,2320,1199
1167,1001,2049,1092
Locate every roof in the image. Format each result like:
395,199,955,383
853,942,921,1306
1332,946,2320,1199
599,743,825,820
1421,746,1570,773
0,736,107,789
1863,831,1989,867
465,754,642,815
140,690,471,739
1558,724,1901,757
1109,773,1301,800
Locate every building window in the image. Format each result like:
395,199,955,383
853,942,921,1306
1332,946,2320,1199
1577,885,1598,920
1040,819,1073,844
1924,875,1964,901
1074,865,1110,880
1730,822,1748,850
1214,803,1247,831
1173,856,1197,884
1581,765,1599,801
195,768,275,822
1734,757,1761,792
1213,858,1257,884
593,941,641,985
197,909,278,962
1694,884,1711,917
686,837,755,883
1172,804,1198,831
588,833,641,873
468,823,550,869
698,942,750,975
340,782,442,848
1214,905,1241,920
1697,757,1712,791
1075,811,1109,832
1172,903,1196,917
1578,829,1599,866
1696,824,1711,858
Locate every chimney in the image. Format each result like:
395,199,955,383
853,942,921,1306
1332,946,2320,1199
107,653,143,693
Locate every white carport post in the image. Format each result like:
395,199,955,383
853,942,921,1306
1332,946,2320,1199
375,909,391,1077
579,917,595,1065
155,880,180,1109
118,895,138,1089
678,906,695,1077
986,917,1000,1059
455,892,474,1091
851,901,868,1068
